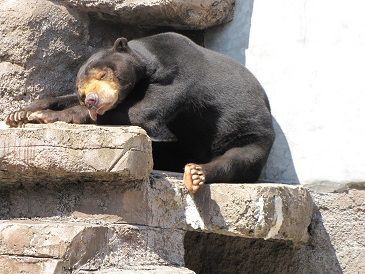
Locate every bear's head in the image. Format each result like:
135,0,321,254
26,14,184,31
76,38,138,121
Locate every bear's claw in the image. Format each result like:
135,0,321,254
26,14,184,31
184,163,205,193
6,110,32,127
6,110,58,127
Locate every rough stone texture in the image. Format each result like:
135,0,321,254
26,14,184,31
0,221,108,270
0,255,64,274
0,124,362,274
149,172,313,243
292,190,365,274
184,232,297,274
77,267,195,274
0,257,194,274
0,0,90,121
0,122,153,183
0,221,186,273
0,170,313,245
184,189,365,274
60,0,235,29
0,132,314,273
0,123,315,272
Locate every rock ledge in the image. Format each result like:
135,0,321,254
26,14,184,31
0,122,153,183
60,0,235,29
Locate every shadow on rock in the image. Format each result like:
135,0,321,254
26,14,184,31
184,205,342,274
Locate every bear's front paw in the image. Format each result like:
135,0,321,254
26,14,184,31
184,163,206,194
27,110,58,124
6,110,33,127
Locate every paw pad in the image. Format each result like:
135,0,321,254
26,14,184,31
184,163,205,193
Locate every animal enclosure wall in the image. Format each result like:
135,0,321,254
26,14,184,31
205,0,365,273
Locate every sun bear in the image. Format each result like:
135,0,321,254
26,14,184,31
6,32,275,193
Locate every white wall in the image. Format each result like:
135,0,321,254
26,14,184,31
206,0,365,191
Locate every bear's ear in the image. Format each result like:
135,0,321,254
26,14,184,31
113,37,129,52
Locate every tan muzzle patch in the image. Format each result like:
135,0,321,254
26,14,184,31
77,67,121,118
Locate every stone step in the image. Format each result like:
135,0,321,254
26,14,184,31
76,266,195,274
0,123,313,243
0,220,186,272
0,122,153,184
150,171,313,243
0,256,194,274
0,172,313,244
0,123,314,272
0,255,63,274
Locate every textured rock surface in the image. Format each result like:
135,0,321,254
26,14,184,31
0,0,90,120
77,267,195,274
60,0,235,29
0,221,186,272
0,256,64,274
0,174,313,273
0,221,108,270
149,172,313,243
0,170,313,244
0,256,194,274
185,189,365,274
0,122,153,183
294,190,365,274
0,123,314,272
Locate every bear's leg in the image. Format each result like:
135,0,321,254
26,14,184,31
6,95,86,127
129,109,177,142
183,143,270,193
24,94,80,112
24,105,91,125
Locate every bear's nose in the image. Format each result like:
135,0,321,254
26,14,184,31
85,93,99,109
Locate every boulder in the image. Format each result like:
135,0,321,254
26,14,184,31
60,0,235,29
0,0,90,120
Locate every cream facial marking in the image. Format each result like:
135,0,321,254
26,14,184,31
77,67,121,119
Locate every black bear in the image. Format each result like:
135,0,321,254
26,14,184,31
6,32,275,193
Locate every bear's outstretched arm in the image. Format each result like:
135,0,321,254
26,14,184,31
6,94,92,127
23,94,80,112
184,142,271,193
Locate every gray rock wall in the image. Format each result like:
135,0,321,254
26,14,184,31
0,0,90,119
59,0,235,29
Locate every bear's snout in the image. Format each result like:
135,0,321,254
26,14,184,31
85,93,99,109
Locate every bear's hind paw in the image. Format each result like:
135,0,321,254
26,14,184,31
183,163,205,194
